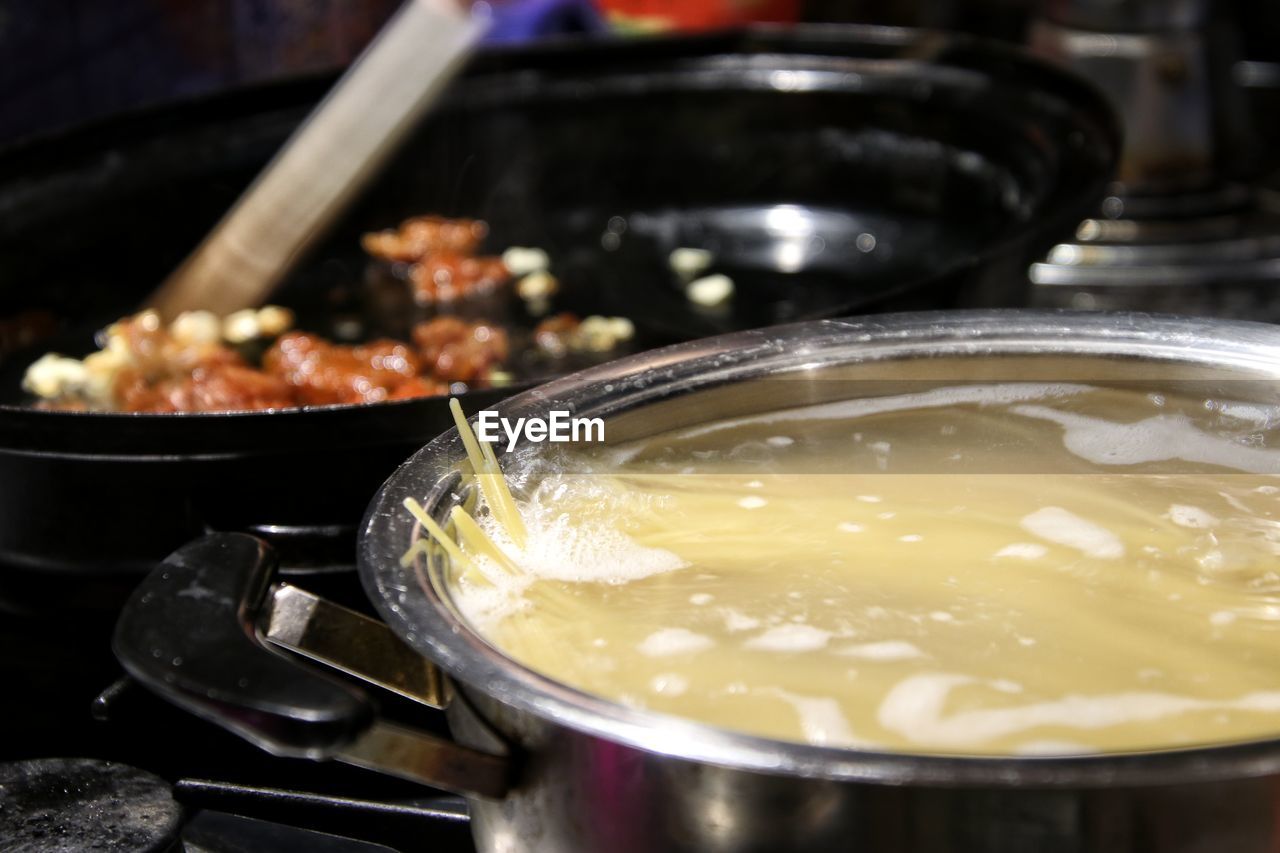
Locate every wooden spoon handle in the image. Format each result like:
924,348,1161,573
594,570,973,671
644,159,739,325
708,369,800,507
147,0,483,320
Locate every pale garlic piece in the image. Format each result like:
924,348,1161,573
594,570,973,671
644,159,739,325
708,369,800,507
686,273,734,307
502,246,550,277
516,271,559,302
222,309,260,343
170,311,222,346
573,316,624,353
135,310,163,332
605,317,635,341
102,324,130,356
81,348,129,407
22,354,87,399
669,247,713,281
255,305,295,337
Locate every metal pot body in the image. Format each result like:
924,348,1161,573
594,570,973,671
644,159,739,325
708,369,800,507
359,310,1280,853
449,687,1278,853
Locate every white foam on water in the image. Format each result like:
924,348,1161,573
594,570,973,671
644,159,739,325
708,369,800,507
744,624,833,652
737,496,768,510
674,383,1095,441
475,482,688,586
1168,504,1220,529
764,689,863,746
1010,406,1280,474
638,628,714,657
1021,507,1124,560
837,640,926,661
766,435,795,447
690,593,714,606
856,495,882,503
1196,549,1226,571
877,673,1280,748
900,534,924,543
722,608,762,632
994,543,1048,560
650,673,689,696
1218,490,1258,516
838,522,865,533
1212,401,1280,427
451,574,533,631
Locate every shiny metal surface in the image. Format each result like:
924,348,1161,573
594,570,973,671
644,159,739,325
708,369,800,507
1030,191,1280,319
1032,232,1280,286
114,531,511,800
262,583,511,799
265,584,446,708
1029,21,1218,192
1032,0,1256,196
459,690,1279,852
337,720,509,801
1041,0,1210,32
358,310,1280,852
1027,2,1280,320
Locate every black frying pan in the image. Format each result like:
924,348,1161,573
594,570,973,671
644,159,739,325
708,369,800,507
0,26,1118,580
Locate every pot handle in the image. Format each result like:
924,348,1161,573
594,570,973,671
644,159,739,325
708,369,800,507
113,532,511,799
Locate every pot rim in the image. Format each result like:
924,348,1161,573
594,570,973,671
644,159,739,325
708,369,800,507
359,309,1280,788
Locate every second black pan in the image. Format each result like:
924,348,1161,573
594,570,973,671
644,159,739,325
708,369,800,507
0,26,1118,579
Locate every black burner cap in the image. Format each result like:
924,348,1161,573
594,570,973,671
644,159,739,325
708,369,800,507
0,757,183,852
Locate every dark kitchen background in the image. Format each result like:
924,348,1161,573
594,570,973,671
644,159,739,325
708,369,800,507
0,0,402,141
5,1,1275,141
4,1,1280,182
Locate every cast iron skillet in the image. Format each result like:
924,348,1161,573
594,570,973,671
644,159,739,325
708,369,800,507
0,26,1118,578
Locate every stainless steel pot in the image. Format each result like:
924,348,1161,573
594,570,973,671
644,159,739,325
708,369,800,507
116,311,1280,852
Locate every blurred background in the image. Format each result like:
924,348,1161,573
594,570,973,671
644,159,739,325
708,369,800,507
4,1,1276,146
3,6,1280,851
6,0,1280,320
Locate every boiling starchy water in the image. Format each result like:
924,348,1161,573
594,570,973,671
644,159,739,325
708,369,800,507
443,383,1280,755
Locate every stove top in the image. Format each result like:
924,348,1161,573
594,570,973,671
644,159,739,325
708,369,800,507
1,758,182,853
1030,184,1280,320
0,570,476,853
